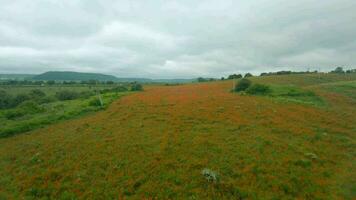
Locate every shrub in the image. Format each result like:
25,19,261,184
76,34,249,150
12,94,30,107
79,91,95,99
89,98,102,107
234,78,252,92
246,84,271,95
228,74,243,79
244,73,253,78
131,83,143,91
18,101,45,114
101,86,128,94
37,96,56,104
55,90,79,101
0,90,12,109
112,86,128,92
29,89,46,98
4,109,25,119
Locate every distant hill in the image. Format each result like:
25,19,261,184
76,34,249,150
32,71,119,81
0,74,35,80
31,71,195,83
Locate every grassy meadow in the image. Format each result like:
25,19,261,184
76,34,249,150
0,74,355,199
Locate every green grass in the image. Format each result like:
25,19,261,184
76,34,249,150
317,81,356,100
237,83,325,106
0,92,131,138
0,85,115,96
267,84,325,106
250,73,356,87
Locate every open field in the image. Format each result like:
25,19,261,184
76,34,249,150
0,74,355,199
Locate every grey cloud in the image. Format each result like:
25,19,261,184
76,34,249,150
0,0,355,78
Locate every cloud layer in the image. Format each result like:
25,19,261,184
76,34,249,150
0,0,355,78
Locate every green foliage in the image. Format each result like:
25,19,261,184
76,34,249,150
331,67,344,73
29,89,46,98
12,94,30,107
18,101,45,114
88,98,102,107
246,84,271,95
234,78,252,92
4,101,44,120
0,92,129,138
4,109,25,120
55,91,79,101
101,86,128,93
228,74,242,79
131,83,143,91
0,90,12,109
244,73,253,78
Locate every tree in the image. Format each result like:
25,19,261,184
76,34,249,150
244,73,253,78
228,74,242,79
29,89,46,98
331,67,344,73
0,90,12,109
234,78,252,92
131,83,143,91
47,80,55,85
246,84,271,95
12,94,30,107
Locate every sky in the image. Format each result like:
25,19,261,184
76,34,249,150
0,0,355,78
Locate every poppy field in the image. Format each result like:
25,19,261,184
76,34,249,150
0,74,355,199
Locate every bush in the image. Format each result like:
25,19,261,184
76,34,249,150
131,83,143,91
234,78,252,92
4,109,25,119
112,86,128,92
29,89,46,98
4,101,44,120
88,98,103,107
55,90,79,101
12,94,30,107
18,101,45,114
101,86,128,94
244,73,253,78
79,91,95,99
246,84,271,95
0,90,12,109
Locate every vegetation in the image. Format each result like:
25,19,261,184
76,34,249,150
0,83,138,138
227,74,242,79
234,78,252,92
32,71,119,81
0,73,355,199
246,83,271,95
130,83,144,91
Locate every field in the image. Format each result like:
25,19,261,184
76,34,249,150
0,74,355,199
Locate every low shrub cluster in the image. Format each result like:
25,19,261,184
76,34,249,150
246,84,271,95
131,83,143,91
0,89,49,109
234,78,252,92
234,78,271,95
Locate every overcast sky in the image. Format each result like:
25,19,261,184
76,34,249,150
0,0,355,78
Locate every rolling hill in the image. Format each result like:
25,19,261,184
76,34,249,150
0,74,35,80
32,71,119,82
30,71,194,83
